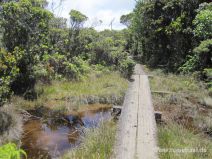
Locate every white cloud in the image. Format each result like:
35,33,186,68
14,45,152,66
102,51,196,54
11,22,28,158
47,0,135,30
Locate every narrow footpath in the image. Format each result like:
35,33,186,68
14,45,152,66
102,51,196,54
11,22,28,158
114,64,158,159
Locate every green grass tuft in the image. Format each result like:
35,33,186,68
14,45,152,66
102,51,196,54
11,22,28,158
62,121,116,159
13,72,128,111
158,123,212,159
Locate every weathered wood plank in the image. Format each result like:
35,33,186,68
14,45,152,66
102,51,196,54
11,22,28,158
113,64,158,159
136,75,158,159
114,75,139,159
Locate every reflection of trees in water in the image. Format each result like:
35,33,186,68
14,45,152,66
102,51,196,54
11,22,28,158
21,120,51,159
21,106,111,158
21,117,83,159
43,114,85,131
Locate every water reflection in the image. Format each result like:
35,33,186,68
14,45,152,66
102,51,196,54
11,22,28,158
21,107,111,159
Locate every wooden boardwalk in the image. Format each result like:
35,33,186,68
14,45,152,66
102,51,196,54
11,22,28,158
113,64,158,159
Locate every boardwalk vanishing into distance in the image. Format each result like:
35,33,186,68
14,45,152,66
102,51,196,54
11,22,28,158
114,64,158,159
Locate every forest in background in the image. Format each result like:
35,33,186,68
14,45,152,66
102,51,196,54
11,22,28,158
127,0,211,92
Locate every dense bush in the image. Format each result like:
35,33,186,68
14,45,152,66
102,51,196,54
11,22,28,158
64,56,90,80
130,0,211,73
193,2,212,40
179,39,212,73
89,30,135,77
1,0,52,94
0,48,22,106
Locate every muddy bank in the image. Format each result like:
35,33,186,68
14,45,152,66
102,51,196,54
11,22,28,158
21,104,113,159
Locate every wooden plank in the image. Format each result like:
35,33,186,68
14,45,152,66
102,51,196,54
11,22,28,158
136,75,158,159
113,64,158,159
114,75,139,159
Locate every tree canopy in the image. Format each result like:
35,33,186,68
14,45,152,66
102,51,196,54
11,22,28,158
69,9,88,29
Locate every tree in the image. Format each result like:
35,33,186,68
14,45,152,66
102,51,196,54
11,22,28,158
68,10,88,57
30,0,48,7
69,9,88,30
193,2,212,40
130,0,207,71
1,0,52,94
120,13,133,27
0,48,22,105
180,2,212,74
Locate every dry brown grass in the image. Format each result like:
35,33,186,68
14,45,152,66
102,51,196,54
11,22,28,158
0,105,23,145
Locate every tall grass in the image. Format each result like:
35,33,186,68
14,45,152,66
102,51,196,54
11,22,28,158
145,66,212,159
158,123,212,159
42,72,128,98
62,121,116,159
148,69,208,98
13,72,128,111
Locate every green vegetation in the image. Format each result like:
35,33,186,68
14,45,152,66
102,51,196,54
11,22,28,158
128,0,211,77
147,68,207,97
158,123,212,159
41,72,127,98
0,1,133,158
13,71,128,111
62,121,116,159
0,143,27,159
127,2,212,156
146,67,212,159
0,48,22,105
0,0,135,106
0,0,211,158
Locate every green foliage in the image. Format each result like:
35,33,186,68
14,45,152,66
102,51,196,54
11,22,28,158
178,54,199,74
1,0,52,52
118,56,135,77
63,121,116,159
193,2,212,40
180,39,212,73
1,0,53,94
194,39,212,55
130,0,211,72
64,56,90,80
69,9,88,29
0,143,27,159
89,30,135,77
0,0,134,106
0,48,22,106
120,13,133,27
158,123,212,159
203,68,212,95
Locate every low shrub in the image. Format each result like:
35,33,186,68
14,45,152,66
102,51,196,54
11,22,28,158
0,143,27,159
0,48,22,106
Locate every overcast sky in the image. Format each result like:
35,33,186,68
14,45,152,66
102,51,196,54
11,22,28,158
47,0,136,31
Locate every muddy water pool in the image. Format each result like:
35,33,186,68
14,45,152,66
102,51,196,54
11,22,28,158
21,106,112,159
